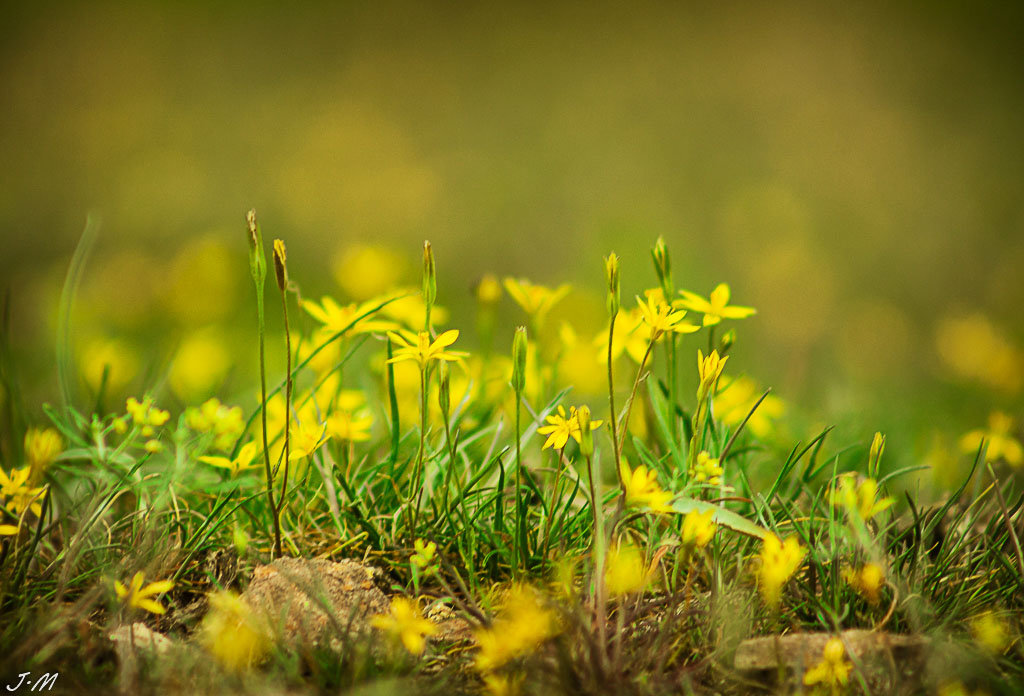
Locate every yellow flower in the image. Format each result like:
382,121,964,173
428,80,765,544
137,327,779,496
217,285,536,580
302,295,397,335
681,509,717,549
185,398,245,451
959,412,1023,467
970,610,1011,654
619,460,673,514
326,409,374,443
168,327,231,400
636,292,699,339
80,336,139,394
483,673,523,696
125,396,170,438
802,636,851,694
476,274,503,305
842,562,885,605
689,451,724,486
379,289,450,328
935,313,1022,394
697,349,728,403
387,329,467,368
114,571,174,615
0,467,46,517
536,405,603,450
756,533,806,607
200,590,269,672
0,521,20,536
595,308,649,364
474,585,557,672
289,421,329,461
503,278,570,327
604,542,649,597
830,474,894,522
24,428,63,479
677,283,756,327
199,442,261,476
714,376,785,438
143,439,163,454
371,597,437,655
331,244,408,301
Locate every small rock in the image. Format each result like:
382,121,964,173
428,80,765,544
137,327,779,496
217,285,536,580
241,557,390,648
109,622,174,654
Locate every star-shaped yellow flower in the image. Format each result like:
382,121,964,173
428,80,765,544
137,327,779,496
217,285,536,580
302,295,397,335
636,293,699,339
387,329,468,368
677,283,756,327
959,411,1023,467
619,460,673,513
199,441,261,476
114,571,175,615
536,405,603,450
371,597,437,655
503,278,570,327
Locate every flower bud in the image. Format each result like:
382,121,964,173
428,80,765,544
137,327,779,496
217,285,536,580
272,238,288,292
437,361,451,414
246,209,266,285
605,253,620,317
511,326,528,394
577,405,594,457
422,240,437,307
651,236,672,295
868,431,885,477
697,349,728,403
718,328,736,354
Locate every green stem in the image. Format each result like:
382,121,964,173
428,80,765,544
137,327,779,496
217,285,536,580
410,365,429,536
514,389,524,575
607,313,624,492
276,286,293,552
256,291,281,559
618,337,657,460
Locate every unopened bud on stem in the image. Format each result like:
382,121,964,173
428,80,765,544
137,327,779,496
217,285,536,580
577,405,594,458
511,326,528,394
605,253,620,317
272,239,288,292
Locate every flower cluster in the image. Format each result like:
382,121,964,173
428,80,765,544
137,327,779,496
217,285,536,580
185,398,244,451
756,533,806,607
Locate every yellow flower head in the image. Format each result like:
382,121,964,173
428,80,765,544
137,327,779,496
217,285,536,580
503,278,570,327
168,328,231,400
959,411,1023,467
756,533,806,607
604,542,650,597
681,509,717,549
302,295,398,335
0,466,46,517
803,636,851,694
970,610,1011,654
186,398,245,451
332,244,408,301
201,590,269,672
619,460,673,514
842,562,886,605
830,474,894,522
536,405,603,450
411,539,438,571
690,451,724,486
474,584,557,672
697,349,728,403
24,428,63,478
596,307,649,364
476,274,503,305
114,571,174,615
125,396,170,438
371,597,438,655
288,421,330,461
714,376,785,439
387,329,468,368
636,292,699,339
199,441,261,477
677,283,756,327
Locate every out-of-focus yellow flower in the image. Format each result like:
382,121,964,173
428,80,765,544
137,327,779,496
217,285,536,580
371,597,437,655
294,328,343,375
143,439,163,454
388,329,467,368
163,236,238,324
536,405,603,450
378,289,449,328
636,292,699,340
201,590,269,672
186,398,245,451
476,274,503,305
843,562,885,605
114,571,174,615
0,521,20,536
959,412,1023,467
199,442,261,477
332,244,408,300
970,610,1011,654
677,283,756,327
302,295,398,335
556,323,605,396
126,396,170,438
756,533,805,607
619,460,673,514
168,328,231,399
482,673,523,696
697,349,728,403
503,278,570,328
935,313,1022,394
830,474,894,522
80,336,139,394
474,585,558,672
714,376,785,438
681,509,717,549
604,542,649,597
689,451,724,486
327,409,373,443
802,636,851,694
288,421,329,461
24,428,62,480
595,307,649,364
0,467,46,517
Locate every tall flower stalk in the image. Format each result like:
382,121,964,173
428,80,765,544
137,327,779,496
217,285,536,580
511,326,528,574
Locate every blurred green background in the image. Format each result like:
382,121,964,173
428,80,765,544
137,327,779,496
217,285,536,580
2,1,1022,465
